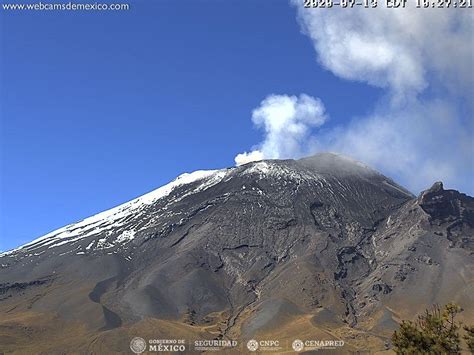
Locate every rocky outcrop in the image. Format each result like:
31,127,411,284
0,153,472,353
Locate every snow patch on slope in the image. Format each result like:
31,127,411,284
1,169,229,256
243,160,319,183
116,230,136,244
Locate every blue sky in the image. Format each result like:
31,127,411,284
0,0,382,251
1,1,472,252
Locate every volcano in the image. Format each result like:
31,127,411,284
1,153,473,353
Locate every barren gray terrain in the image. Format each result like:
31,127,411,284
0,153,473,353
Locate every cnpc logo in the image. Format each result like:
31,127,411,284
246,339,281,351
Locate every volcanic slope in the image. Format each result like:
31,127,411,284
1,153,473,353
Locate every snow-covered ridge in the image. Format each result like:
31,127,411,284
1,169,229,256
243,160,320,182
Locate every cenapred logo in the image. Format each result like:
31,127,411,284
292,339,304,352
130,337,147,354
292,339,345,351
247,339,259,352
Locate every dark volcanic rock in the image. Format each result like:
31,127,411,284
419,181,474,250
0,152,473,351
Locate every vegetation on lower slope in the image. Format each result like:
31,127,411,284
392,303,474,354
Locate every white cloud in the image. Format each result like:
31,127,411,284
293,4,473,100
322,99,473,192
290,4,474,193
235,3,473,194
234,94,327,165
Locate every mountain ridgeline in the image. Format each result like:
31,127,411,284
0,153,473,353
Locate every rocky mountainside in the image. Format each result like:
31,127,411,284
0,153,473,353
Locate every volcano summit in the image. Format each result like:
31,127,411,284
1,153,473,353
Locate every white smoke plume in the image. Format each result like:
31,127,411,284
235,3,473,194
234,94,327,165
234,150,264,166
